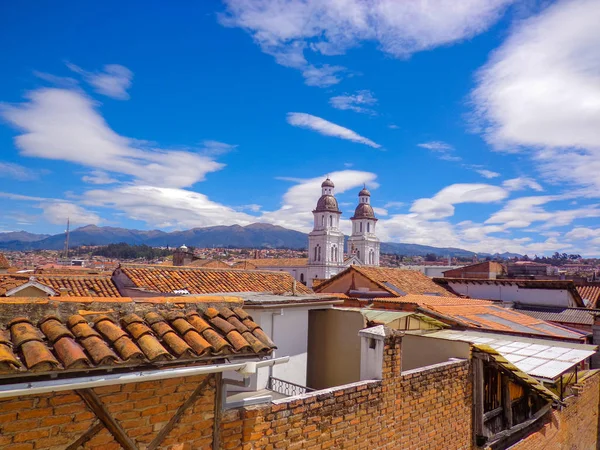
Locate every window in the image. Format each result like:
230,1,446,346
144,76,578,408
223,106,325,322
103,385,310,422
367,222,370,232
331,246,335,261
321,215,325,226
300,273,305,284
360,222,363,232
357,250,360,260
314,246,318,261
334,246,338,261
318,245,321,261
329,215,333,227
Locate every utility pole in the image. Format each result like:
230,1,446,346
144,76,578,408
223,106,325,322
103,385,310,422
63,218,70,262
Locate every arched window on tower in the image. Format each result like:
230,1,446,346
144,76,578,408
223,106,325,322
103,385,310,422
331,246,335,261
321,216,325,227
335,246,339,261
357,250,361,261
300,273,305,285
318,245,321,261
367,222,370,232
329,215,333,227
314,246,318,261
360,222,363,233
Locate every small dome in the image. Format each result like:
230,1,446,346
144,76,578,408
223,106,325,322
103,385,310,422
359,187,371,197
321,178,335,188
179,244,188,251
352,203,376,219
314,195,340,213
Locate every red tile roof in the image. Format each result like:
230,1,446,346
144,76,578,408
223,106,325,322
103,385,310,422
576,284,600,308
188,259,232,269
0,275,121,297
236,258,309,267
330,266,455,296
375,294,586,340
0,297,275,377
117,264,313,295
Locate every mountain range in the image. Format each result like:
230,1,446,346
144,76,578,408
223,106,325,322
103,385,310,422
0,224,520,258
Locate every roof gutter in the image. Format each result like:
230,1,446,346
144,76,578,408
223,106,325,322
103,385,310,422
0,356,289,399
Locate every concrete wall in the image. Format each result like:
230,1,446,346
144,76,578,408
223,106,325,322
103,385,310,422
447,282,576,307
307,309,363,389
401,334,470,372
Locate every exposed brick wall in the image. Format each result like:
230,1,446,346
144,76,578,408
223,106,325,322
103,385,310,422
507,371,600,450
0,374,215,450
220,335,473,450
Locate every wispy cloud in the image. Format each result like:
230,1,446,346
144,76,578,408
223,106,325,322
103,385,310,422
220,0,515,87
0,161,41,181
67,63,133,100
503,177,543,192
476,169,500,179
287,113,381,148
81,170,119,185
418,141,461,161
0,87,225,188
330,90,377,114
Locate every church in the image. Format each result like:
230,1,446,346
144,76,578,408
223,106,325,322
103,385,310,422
251,178,380,287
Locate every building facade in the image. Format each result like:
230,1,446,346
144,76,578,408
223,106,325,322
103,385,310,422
248,178,380,287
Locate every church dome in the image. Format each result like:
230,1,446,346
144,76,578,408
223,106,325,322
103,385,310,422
321,178,335,188
358,187,371,197
314,195,341,213
352,203,376,219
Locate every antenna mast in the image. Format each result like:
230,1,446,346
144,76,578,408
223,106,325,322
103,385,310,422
63,218,70,261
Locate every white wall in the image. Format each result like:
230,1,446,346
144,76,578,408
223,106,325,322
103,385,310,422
447,282,576,307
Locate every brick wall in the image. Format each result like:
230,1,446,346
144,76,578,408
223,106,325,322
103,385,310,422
0,374,215,450
220,335,473,450
507,371,600,450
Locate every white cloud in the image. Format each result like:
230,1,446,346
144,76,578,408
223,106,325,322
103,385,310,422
41,202,101,226
261,170,378,232
410,183,508,220
472,0,600,191
565,227,600,241
388,124,399,130
302,65,345,87
418,141,461,161
84,185,255,229
503,177,543,192
81,170,119,185
330,90,377,114
384,201,405,209
476,169,500,179
0,162,39,181
287,113,381,148
0,88,225,188
68,63,133,100
220,0,515,86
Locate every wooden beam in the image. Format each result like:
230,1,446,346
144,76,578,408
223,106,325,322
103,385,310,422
65,421,104,450
473,358,485,439
76,389,137,450
502,375,513,429
148,375,213,450
212,372,223,450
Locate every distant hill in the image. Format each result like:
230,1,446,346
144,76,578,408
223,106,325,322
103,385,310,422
0,223,519,258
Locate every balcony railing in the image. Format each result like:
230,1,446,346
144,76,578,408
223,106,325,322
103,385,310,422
268,376,314,397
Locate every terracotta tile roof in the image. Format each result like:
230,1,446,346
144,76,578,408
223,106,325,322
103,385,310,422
576,284,600,308
118,264,313,295
421,303,586,340
188,259,232,269
237,258,309,267
0,297,275,377
0,253,10,270
232,261,258,270
373,294,495,308
0,275,121,297
352,266,455,296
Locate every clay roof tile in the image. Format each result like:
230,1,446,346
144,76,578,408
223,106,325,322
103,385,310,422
53,337,90,369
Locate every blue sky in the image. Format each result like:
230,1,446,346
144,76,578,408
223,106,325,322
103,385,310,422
1,0,599,256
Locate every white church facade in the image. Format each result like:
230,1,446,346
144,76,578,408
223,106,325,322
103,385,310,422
255,178,380,287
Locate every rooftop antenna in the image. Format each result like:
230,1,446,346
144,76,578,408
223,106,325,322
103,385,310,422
62,218,70,261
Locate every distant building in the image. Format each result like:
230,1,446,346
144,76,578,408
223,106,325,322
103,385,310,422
443,261,506,279
235,178,380,287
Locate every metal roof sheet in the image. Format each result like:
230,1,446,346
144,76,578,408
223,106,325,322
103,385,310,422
514,305,596,325
424,329,597,381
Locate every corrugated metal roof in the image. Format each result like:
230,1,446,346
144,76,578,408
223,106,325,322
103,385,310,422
425,329,597,381
515,305,596,326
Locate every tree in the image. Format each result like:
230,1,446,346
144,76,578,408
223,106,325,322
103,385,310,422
425,253,437,262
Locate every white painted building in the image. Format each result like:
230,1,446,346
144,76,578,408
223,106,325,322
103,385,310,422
347,186,380,266
250,178,379,287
